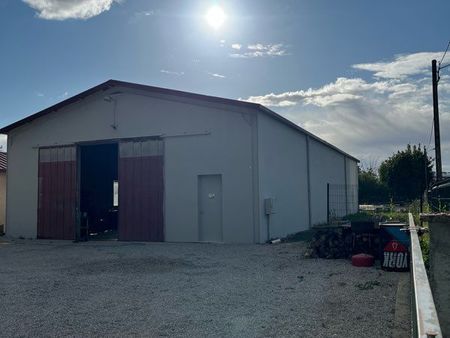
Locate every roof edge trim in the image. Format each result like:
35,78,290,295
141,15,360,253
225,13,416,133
0,79,359,162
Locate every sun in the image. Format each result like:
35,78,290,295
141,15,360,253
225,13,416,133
205,6,226,30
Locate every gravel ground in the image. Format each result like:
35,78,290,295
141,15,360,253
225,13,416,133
0,239,402,337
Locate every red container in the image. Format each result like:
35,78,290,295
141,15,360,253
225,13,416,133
352,253,375,267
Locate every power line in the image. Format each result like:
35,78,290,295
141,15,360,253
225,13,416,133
438,41,450,76
438,40,450,66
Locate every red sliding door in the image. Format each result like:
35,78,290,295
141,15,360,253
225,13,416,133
118,139,164,241
37,146,77,240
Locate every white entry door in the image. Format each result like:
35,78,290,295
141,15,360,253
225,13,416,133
198,175,223,242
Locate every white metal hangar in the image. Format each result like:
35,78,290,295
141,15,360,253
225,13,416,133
0,80,358,243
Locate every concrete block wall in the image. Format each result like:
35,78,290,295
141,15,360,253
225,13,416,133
426,214,450,337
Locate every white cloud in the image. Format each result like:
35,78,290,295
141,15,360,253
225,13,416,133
353,52,442,79
245,77,392,107
160,69,184,76
22,0,120,20
242,51,450,170
230,43,288,58
208,72,226,79
59,91,69,99
129,9,156,23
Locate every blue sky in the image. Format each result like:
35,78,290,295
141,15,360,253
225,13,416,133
1,0,450,169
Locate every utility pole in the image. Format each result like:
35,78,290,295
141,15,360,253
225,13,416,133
432,59,443,181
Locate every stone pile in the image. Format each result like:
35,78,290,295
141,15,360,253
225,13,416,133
304,227,382,259
304,228,353,259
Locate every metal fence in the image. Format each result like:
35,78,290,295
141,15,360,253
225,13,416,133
427,178,450,212
327,183,358,222
408,213,442,338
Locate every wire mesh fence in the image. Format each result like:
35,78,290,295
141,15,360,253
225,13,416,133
327,183,358,223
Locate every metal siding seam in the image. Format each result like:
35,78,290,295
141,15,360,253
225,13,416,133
49,148,56,238
55,148,64,239
251,113,260,243
123,152,130,240
56,148,63,239
142,154,149,241
118,147,121,239
135,144,141,240
66,152,71,240
126,155,132,240
140,142,146,241
134,143,141,240
62,148,68,239
70,147,76,240
151,156,158,241
43,151,51,238
150,156,156,241
118,145,125,240
306,135,312,229
43,149,50,238
126,154,132,240
157,155,164,241
344,156,348,216
123,154,127,240
55,148,62,238
68,148,76,240
37,149,43,238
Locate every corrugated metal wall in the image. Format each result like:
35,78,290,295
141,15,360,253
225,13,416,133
37,146,76,239
118,139,164,241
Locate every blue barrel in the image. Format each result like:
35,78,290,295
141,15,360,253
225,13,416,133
380,223,410,247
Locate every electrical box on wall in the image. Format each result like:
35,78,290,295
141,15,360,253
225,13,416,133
264,198,275,215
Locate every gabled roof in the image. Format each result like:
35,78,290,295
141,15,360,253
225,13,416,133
0,152,6,171
0,79,358,162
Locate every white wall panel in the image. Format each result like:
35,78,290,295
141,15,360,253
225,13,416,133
257,113,309,242
6,89,256,242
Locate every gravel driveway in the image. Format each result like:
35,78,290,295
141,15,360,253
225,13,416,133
0,240,402,337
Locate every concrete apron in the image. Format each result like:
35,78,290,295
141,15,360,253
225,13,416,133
420,213,450,337
393,273,411,338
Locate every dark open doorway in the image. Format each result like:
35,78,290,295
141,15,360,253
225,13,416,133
79,143,118,240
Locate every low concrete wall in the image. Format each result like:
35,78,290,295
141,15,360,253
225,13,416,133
421,213,450,337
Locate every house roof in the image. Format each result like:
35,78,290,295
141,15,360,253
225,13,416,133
0,152,6,171
0,79,358,162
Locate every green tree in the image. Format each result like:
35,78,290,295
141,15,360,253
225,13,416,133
358,167,389,204
379,144,433,202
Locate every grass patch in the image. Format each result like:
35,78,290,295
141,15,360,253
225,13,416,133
344,211,408,223
355,280,381,290
419,231,430,271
